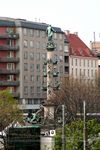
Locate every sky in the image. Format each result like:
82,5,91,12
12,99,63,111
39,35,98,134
0,0,100,47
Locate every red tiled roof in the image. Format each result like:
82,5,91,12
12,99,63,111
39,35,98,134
65,33,95,57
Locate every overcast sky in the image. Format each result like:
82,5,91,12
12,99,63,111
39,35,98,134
0,0,100,46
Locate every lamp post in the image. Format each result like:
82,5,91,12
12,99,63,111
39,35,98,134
83,101,86,150
62,104,66,150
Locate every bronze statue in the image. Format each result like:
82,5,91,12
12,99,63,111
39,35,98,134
46,25,55,41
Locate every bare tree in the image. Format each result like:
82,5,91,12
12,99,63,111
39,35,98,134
49,77,100,123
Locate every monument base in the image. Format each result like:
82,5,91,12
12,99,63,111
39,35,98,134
46,41,55,51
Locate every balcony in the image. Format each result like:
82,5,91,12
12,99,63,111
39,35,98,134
0,57,19,63
0,45,19,51
0,69,19,74
0,33,19,39
0,81,19,86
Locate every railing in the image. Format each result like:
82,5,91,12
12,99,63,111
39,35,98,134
0,45,19,51
0,69,19,74
0,57,19,63
0,81,19,86
0,33,19,39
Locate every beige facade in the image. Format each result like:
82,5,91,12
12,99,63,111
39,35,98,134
90,41,100,72
69,56,98,82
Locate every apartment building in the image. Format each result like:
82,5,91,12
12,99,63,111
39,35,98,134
0,17,66,112
0,17,98,112
65,31,98,82
90,41,100,71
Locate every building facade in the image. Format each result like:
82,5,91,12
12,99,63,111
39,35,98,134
0,17,98,112
0,17,66,112
65,31,98,82
90,41,100,72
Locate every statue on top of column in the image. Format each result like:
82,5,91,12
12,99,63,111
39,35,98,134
46,25,55,41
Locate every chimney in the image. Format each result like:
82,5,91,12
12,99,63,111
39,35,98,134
74,32,78,36
65,30,70,35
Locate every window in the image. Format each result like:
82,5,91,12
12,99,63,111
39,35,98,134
42,53,47,60
30,41,34,48
41,31,46,38
76,68,77,76
55,44,57,50
30,64,34,71
30,52,34,60
24,51,28,59
24,63,28,71
59,34,63,39
43,65,47,72
91,60,93,67
23,28,27,36
7,52,13,58
36,42,40,49
84,59,85,66
72,58,73,66
37,75,40,82
65,66,69,73
84,69,85,76
88,69,89,77
27,99,32,104
24,86,28,94
95,60,97,67
36,64,40,72
64,45,69,52
24,75,28,81
30,29,34,36
59,66,63,74
30,75,34,81
54,33,57,39
7,63,14,70
34,99,39,104
95,70,97,78
80,59,81,66
36,53,40,60
80,69,81,76
30,86,34,94
91,70,93,77
88,60,89,67
7,75,13,81
7,39,13,46
75,59,77,66
37,86,41,93
36,30,40,37
43,43,46,50
59,44,63,51
71,68,73,75
24,40,28,48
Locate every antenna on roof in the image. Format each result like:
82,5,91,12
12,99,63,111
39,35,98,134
35,18,37,22
39,18,40,22
93,32,96,51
